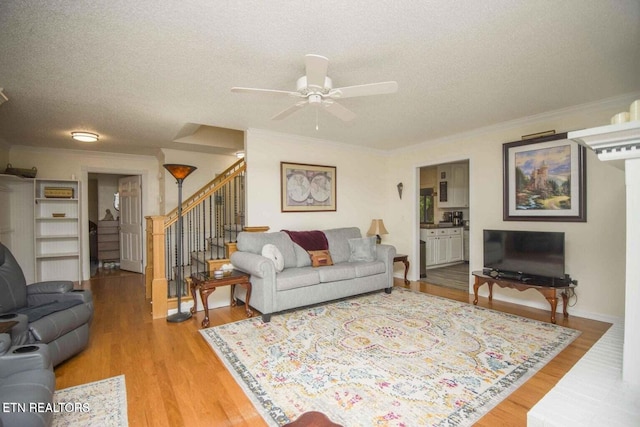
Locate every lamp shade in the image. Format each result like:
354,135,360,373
163,164,197,181
367,219,389,236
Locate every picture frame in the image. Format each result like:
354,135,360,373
503,132,586,222
281,162,336,212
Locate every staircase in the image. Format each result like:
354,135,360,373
145,158,246,319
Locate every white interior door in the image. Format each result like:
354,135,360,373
118,175,143,273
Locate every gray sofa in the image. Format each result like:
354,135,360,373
230,227,396,322
0,243,93,367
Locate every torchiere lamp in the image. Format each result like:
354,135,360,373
367,219,389,244
164,163,197,323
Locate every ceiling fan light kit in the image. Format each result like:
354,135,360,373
231,54,397,124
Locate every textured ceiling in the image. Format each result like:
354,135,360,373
0,1,639,155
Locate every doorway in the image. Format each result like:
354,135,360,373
88,173,143,276
417,159,470,291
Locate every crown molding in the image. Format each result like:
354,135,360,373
392,91,640,155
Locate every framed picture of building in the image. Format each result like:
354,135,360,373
503,132,586,222
281,162,336,212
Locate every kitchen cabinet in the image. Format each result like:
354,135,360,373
421,227,464,268
437,162,468,208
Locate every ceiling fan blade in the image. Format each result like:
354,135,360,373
231,87,300,97
330,81,398,99
305,54,329,89
271,101,308,120
323,100,356,122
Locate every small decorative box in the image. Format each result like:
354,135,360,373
44,187,74,198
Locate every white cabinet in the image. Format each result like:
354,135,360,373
437,162,469,208
424,227,464,268
34,179,81,281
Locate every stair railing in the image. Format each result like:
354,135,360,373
145,158,245,319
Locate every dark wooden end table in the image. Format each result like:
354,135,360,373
190,270,253,328
394,254,410,284
472,270,576,324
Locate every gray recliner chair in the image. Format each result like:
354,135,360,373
0,243,93,367
0,332,55,427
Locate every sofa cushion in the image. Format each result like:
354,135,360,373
292,243,312,267
348,236,377,262
323,227,362,264
353,261,386,277
275,268,320,291
261,244,284,272
317,263,357,283
16,299,83,323
237,231,298,269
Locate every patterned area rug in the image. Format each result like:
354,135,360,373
52,375,128,426
201,288,580,426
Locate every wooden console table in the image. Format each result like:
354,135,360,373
472,270,575,324
394,254,410,285
190,270,253,328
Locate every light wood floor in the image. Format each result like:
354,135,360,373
55,270,611,426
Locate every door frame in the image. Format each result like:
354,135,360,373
80,166,149,281
413,156,471,285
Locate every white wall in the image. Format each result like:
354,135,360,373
9,146,160,280
244,129,388,235
160,149,238,212
386,96,633,321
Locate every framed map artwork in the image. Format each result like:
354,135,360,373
280,162,336,212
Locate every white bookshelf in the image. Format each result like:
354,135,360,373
33,179,81,282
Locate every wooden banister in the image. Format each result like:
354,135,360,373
145,158,247,319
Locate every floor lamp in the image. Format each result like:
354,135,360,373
164,163,197,323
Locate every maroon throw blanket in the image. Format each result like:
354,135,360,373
282,230,329,251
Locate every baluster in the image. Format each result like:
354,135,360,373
208,195,213,260
234,174,240,238
215,189,221,259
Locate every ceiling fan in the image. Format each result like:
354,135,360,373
231,54,398,123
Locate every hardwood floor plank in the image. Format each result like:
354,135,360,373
53,270,610,426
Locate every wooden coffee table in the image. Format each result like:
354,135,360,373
190,270,253,328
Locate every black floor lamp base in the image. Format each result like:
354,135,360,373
166,311,192,323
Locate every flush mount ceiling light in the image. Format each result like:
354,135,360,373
71,131,99,142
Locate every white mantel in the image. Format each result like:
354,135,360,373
569,121,640,386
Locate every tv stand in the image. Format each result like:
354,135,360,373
472,270,576,324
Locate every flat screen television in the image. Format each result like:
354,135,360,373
483,230,565,282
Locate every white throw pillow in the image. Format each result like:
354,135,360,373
262,244,284,272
